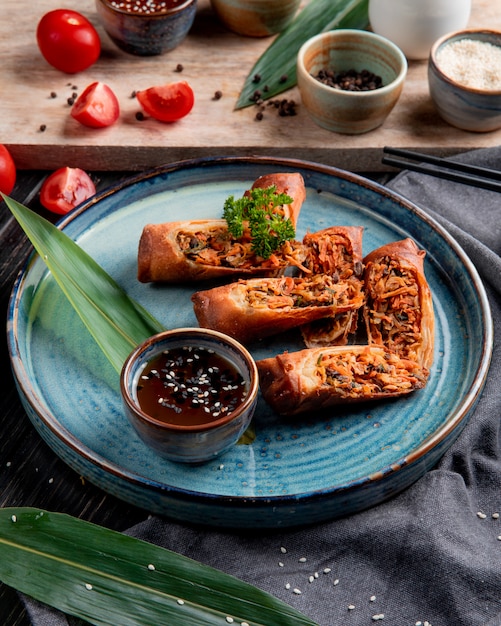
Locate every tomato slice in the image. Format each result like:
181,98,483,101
71,82,120,128
136,81,194,123
0,145,16,195
37,9,101,74
40,167,96,215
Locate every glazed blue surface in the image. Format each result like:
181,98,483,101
8,156,493,528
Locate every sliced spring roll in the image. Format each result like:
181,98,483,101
300,226,365,348
257,345,429,416
192,274,365,344
363,238,434,369
137,172,306,283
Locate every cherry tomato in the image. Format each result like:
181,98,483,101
37,9,101,74
0,145,16,195
136,81,194,123
71,82,120,128
40,167,96,215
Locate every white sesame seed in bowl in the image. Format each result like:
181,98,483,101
428,29,501,132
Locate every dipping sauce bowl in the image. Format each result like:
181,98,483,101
95,0,197,56
428,29,501,132
120,328,259,463
297,29,407,135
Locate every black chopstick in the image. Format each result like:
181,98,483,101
382,146,501,193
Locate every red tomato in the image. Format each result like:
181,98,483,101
136,81,194,123
71,82,120,128
0,145,16,195
36,9,101,74
40,167,96,215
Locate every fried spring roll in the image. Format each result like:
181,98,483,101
192,274,365,344
257,345,429,416
299,226,365,348
137,172,306,283
363,238,434,369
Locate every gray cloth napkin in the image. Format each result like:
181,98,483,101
23,147,501,626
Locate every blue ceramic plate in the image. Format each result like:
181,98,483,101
8,156,493,528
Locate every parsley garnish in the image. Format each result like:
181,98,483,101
222,185,295,259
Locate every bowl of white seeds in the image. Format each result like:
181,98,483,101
428,29,501,132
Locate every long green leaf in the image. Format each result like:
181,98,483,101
3,194,164,373
235,0,369,109
0,508,318,626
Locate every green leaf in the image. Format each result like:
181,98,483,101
3,194,164,374
0,508,318,626
235,0,369,109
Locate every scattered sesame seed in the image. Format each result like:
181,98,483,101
218,464,224,470
241,622,250,626
293,588,302,595
6,461,11,467
280,546,287,553
333,579,340,586
177,599,184,605
226,617,234,623
147,564,155,571
298,557,307,563
370,595,376,602
497,535,501,540
285,583,291,590
85,583,93,590
348,604,355,610
372,614,385,621
308,576,314,583
10,515,16,523
323,567,331,574
278,562,284,567
477,511,487,519
48,478,54,484
492,512,499,519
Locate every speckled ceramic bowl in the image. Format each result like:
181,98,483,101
428,29,501,132
297,29,407,134
210,0,300,37
120,328,259,463
95,0,197,56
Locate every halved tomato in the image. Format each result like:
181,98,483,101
0,145,16,195
136,81,194,123
71,82,120,128
40,167,96,215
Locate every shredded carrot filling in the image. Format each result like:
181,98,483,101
244,274,364,310
177,227,305,270
315,348,427,397
365,256,422,362
302,232,361,279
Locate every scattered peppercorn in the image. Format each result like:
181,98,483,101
50,91,57,99
39,124,47,132
252,73,261,83
255,111,264,121
279,74,288,83
67,97,75,106
175,63,184,72
212,90,223,101
135,111,146,121
314,68,383,91
130,90,137,98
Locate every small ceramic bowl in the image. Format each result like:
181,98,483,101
210,0,300,37
120,328,259,463
428,29,501,132
95,0,197,56
297,29,407,135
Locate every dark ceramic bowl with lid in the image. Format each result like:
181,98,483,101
95,0,197,56
428,29,501,132
120,328,259,463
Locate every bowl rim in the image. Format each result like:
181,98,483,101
297,28,408,98
120,327,259,433
429,28,501,96
95,0,196,18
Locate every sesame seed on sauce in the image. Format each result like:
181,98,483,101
105,0,186,14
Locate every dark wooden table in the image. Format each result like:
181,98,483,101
0,167,392,625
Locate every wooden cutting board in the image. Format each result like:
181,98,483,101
1,0,500,172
